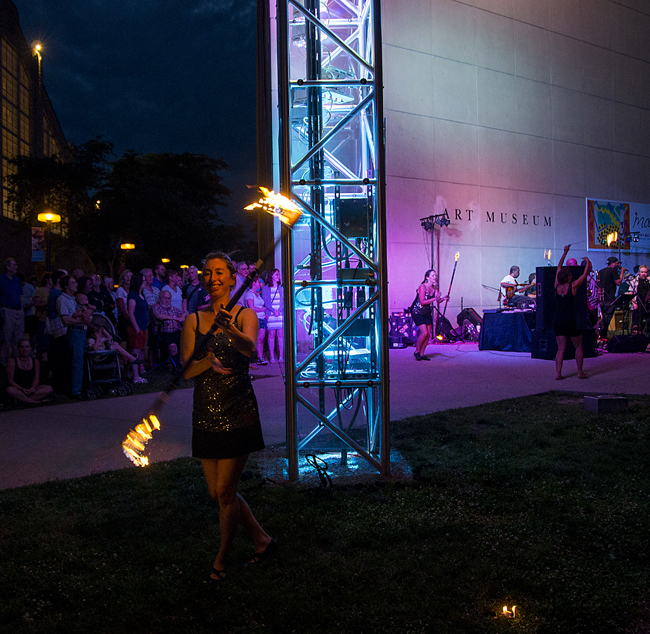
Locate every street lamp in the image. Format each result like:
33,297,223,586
37,211,61,271
161,258,170,263
120,243,135,250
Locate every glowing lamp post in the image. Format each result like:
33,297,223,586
37,211,61,270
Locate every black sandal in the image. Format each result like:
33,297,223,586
209,567,227,582
245,538,278,566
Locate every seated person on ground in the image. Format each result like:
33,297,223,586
5,339,53,403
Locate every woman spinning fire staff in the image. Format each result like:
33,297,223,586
180,252,276,581
411,269,448,361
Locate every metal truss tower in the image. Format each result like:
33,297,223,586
272,0,389,480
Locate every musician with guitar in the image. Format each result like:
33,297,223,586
499,266,535,307
411,269,449,361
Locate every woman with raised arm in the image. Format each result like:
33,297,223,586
181,252,275,582
554,245,592,380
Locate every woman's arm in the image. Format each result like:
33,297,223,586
219,307,258,357
573,257,592,291
29,360,40,392
5,359,23,392
127,298,140,333
261,285,273,312
180,313,214,379
117,295,128,320
556,245,570,287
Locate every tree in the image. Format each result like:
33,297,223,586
96,151,233,274
5,141,254,276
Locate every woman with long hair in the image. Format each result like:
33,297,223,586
262,269,284,363
554,245,592,380
116,269,132,341
181,252,274,582
245,275,268,365
126,272,148,383
411,269,447,361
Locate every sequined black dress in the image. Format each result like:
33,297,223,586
191,323,265,459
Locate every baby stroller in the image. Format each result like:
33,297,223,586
83,313,133,400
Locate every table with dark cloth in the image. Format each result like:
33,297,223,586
479,310,537,352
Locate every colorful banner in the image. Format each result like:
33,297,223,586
31,226,45,262
586,198,650,253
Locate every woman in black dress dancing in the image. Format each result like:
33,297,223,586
181,252,275,581
554,245,592,380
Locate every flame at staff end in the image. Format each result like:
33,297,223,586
607,231,618,247
245,187,303,228
122,414,161,468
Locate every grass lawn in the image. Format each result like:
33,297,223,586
1,392,650,633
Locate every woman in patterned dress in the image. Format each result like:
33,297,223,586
262,268,284,363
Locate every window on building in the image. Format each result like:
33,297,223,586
1,38,31,220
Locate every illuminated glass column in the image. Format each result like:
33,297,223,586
273,0,389,480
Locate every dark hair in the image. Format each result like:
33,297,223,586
557,267,571,285
165,269,178,283
509,265,520,275
204,252,236,277
60,275,72,291
264,268,280,286
52,270,65,286
39,273,52,287
77,276,91,292
421,269,437,285
129,273,144,294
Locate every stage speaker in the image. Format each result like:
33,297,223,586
337,198,371,238
531,328,598,360
456,308,482,327
606,334,650,353
607,310,628,336
535,266,590,331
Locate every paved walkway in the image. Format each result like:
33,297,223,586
1,342,648,490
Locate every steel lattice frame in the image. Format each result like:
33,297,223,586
272,0,389,480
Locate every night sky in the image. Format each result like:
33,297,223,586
13,0,259,228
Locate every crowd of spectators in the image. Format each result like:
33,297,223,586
0,256,284,407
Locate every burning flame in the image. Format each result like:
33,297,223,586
544,249,552,260
122,414,160,467
245,187,303,227
607,231,618,247
455,252,460,262
503,606,517,618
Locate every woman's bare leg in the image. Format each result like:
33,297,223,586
6,387,35,403
201,456,271,573
415,324,428,355
277,328,284,362
257,328,266,360
32,385,53,401
268,329,277,362
571,334,587,378
555,336,567,379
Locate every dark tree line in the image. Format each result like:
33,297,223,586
6,137,255,277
